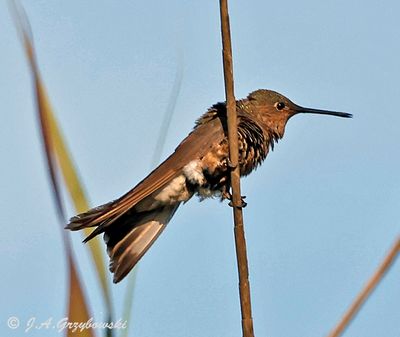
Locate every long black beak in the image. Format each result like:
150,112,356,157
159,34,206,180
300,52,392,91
297,106,352,118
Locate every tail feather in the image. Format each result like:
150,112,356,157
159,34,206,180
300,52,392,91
106,204,180,283
66,201,115,231
66,200,180,283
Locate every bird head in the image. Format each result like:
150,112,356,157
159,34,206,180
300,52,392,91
247,89,352,138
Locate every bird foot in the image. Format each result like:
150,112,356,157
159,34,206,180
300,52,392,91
225,158,237,169
221,187,247,208
222,190,232,201
228,196,247,208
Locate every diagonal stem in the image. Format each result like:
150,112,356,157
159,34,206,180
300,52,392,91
327,236,400,337
219,1,255,336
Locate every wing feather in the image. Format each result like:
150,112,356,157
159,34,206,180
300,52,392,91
68,116,224,229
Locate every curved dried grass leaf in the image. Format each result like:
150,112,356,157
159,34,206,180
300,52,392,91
68,255,94,337
46,99,113,315
9,2,104,336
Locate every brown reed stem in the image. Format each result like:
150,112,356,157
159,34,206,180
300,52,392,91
219,1,254,336
327,236,400,337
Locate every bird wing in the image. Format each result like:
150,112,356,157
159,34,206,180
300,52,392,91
68,115,225,229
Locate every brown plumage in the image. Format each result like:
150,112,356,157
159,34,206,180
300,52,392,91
66,89,351,283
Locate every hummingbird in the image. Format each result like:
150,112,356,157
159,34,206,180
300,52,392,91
66,89,352,283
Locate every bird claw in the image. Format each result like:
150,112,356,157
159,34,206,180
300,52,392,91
221,186,247,208
222,190,232,201
225,158,237,169
228,196,247,208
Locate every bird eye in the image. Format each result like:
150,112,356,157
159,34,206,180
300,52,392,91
276,102,285,110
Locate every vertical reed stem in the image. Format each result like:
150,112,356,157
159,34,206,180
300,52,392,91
219,1,255,336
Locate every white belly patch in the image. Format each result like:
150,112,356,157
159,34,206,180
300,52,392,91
183,160,221,200
154,175,190,204
183,160,205,185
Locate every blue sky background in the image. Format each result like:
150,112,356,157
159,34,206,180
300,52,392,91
1,1,400,336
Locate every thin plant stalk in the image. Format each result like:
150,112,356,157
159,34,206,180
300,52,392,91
327,236,400,337
219,1,254,336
